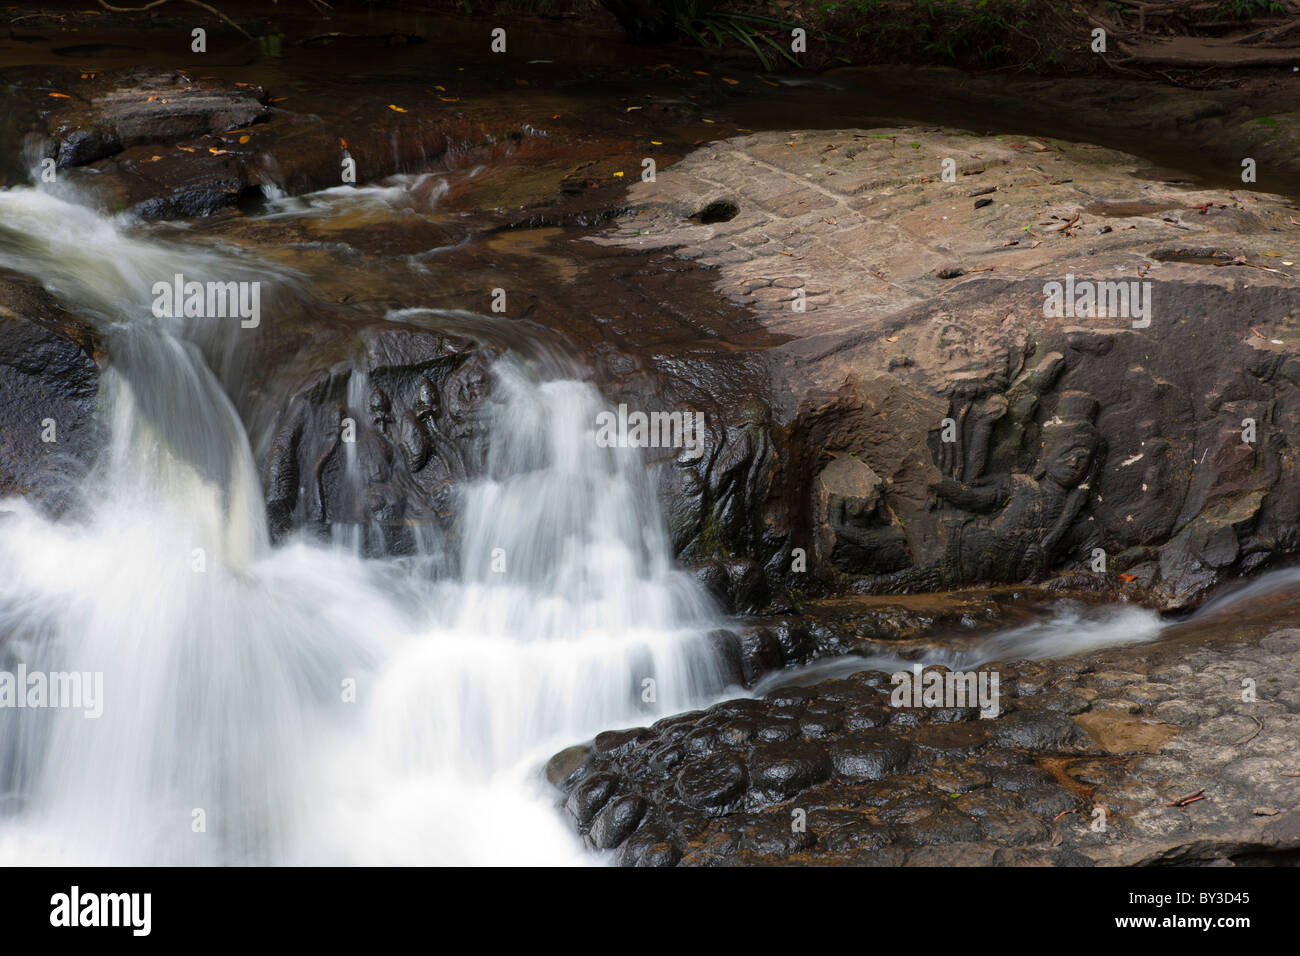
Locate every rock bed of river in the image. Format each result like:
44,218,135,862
551,617,1300,866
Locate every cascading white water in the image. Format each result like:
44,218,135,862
0,186,727,865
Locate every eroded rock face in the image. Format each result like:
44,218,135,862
0,270,103,514
598,127,1300,607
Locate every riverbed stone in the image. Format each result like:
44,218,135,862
552,601,1300,866
0,270,103,516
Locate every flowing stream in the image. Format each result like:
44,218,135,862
0,176,1191,865
0,185,728,864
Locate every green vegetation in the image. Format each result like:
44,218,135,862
1219,0,1286,17
671,0,806,68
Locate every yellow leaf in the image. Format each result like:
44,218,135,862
239,135,250,144
613,171,624,177
435,85,446,91
650,140,663,145
388,104,407,113
1264,251,1282,257
177,146,195,152
150,155,161,161
48,92,71,99
721,77,739,85
438,96,459,102
694,71,710,76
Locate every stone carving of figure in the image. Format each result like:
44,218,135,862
928,391,1103,584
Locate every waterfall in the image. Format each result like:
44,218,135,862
0,186,727,865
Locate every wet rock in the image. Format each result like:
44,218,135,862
979,810,1051,846
816,816,894,853
909,722,991,755
545,744,592,791
565,772,620,830
593,727,654,758
0,271,103,515
617,827,681,868
907,809,983,846
1020,786,1083,817
41,71,269,168
753,717,801,743
829,731,912,781
675,753,748,810
798,712,844,739
737,813,816,855
747,740,833,799
588,794,647,850
259,323,495,554
988,711,1085,751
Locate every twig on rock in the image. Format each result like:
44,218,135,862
1231,715,1263,746
1166,788,1206,808
92,0,252,40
